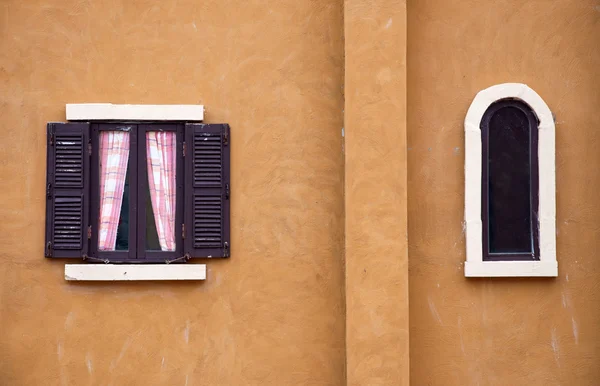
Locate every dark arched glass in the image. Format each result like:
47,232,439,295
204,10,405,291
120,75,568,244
481,100,539,261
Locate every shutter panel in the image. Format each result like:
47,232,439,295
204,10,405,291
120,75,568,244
45,122,91,258
184,123,230,258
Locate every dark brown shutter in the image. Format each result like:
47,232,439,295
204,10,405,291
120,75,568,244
184,123,230,258
45,122,91,258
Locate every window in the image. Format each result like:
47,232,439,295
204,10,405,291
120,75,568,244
481,100,538,261
464,83,557,277
90,124,183,262
45,121,230,264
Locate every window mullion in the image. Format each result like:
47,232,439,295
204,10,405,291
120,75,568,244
137,125,149,261
128,124,139,261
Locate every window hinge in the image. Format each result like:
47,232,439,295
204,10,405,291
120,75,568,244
46,183,52,199
87,225,92,239
165,253,190,264
224,241,230,257
223,130,229,146
225,183,230,200
183,142,186,157
82,255,110,264
49,124,55,146
45,241,52,257
88,139,92,156
182,223,185,239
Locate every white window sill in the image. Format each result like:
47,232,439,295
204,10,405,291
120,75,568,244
465,261,558,278
65,264,206,281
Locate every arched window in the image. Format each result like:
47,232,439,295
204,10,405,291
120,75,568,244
482,100,539,260
464,84,557,277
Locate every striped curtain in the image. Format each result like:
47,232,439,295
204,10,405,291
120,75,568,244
146,131,177,251
98,131,130,251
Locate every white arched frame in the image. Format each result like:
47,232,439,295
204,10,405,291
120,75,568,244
464,83,557,277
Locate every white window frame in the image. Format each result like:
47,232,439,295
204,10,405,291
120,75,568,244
464,83,557,277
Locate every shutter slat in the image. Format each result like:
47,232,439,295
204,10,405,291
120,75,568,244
193,193,222,248
184,123,230,258
193,130,223,187
54,130,84,188
45,122,90,258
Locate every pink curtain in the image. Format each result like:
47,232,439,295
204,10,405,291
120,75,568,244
146,132,177,251
98,131,130,251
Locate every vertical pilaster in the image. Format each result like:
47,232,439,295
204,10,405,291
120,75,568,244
344,1,409,385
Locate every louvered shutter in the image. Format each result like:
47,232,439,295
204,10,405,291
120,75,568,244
184,123,230,258
45,122,90,258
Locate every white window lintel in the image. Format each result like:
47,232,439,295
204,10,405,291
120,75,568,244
66,103,204,121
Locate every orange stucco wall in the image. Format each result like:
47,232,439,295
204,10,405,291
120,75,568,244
2,0,600,384
408,0,600,385
0,1,345,384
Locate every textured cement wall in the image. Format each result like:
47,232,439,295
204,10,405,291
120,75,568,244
407,0,600,385
0,1,345,384
345,1,409,385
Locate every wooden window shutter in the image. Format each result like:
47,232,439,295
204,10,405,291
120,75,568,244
184,123,230,258
45,122,91,258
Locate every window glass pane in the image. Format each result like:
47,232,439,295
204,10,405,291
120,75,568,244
98,131,130,251
487,106,532,254
145,185,161,250
146,131,177,251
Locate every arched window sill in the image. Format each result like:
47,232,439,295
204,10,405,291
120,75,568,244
465,261,558,278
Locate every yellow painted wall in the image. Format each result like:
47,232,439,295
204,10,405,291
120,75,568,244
408,1,600,384
0,1,345,384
